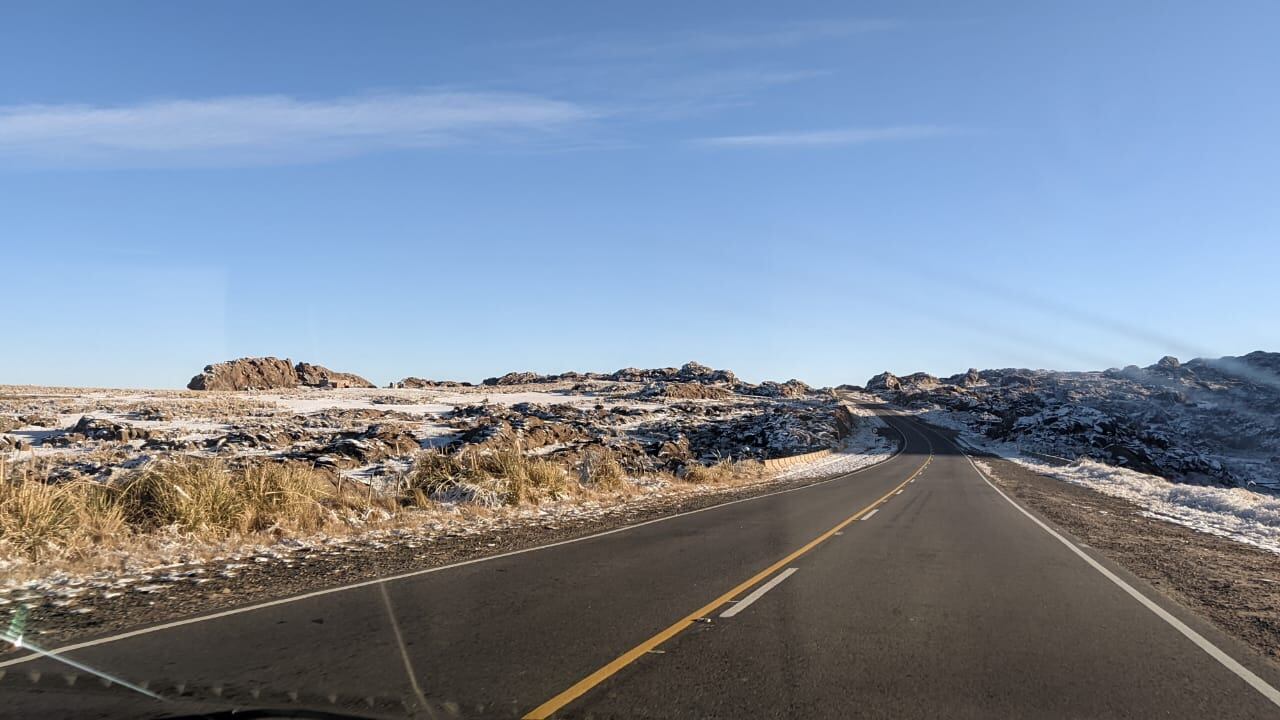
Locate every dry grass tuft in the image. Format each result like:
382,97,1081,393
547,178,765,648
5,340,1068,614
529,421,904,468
406,447,571,505
0,467,80,560
682,459,764,485
116,460,359,537
0,458,366,562
578,449,626,491
2,443,772,571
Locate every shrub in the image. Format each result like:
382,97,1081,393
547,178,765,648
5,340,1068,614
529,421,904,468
0,467,79,560
682,459,762,485
578,450,626,491
406,447,570,506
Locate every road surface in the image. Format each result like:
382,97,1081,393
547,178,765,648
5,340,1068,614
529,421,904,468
4,410,1279,718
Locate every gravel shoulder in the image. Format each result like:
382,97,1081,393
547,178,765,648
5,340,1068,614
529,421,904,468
974,451,1280,666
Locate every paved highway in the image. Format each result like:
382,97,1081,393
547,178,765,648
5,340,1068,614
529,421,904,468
4,410,1280,718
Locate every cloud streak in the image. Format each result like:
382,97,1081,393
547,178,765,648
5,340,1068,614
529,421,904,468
563,19,897,59
0,91,595,167
697,126,955,148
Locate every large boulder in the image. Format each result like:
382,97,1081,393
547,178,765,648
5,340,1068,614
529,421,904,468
71,416,151,442
482,371,546,386
393,377,472,389
752,379,813,398
187,357,300,391
900,372,941,388
293,362,375,389
866,372,902,392
187,357,373,390
677,361,738,385
945,368,983,386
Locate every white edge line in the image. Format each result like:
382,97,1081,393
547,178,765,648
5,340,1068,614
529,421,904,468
0,418,911,670
950,437,1280,709
720,568,799,618
862,508,880,520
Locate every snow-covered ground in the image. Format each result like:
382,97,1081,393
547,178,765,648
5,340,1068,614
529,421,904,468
258,387,667,416
776,411,895,481
898,402,1280,555
975,457,1280,554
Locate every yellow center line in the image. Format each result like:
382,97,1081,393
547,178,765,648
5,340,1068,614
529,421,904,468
523,448,935,719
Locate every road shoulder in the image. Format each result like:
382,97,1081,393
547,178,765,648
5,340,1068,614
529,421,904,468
975,452,1280,668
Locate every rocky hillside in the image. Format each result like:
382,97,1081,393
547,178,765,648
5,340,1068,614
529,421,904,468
187,357,375,390
481,361,815,398
863,351,1280,490
6,361,856,488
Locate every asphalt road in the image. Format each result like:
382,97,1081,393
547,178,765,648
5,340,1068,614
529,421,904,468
4,410,1280,719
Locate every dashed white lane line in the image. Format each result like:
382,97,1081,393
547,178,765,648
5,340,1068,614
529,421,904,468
895,489,904,495
720,568,799,618
862,508,880,521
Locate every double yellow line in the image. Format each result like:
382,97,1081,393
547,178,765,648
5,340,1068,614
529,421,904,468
524,449,935,719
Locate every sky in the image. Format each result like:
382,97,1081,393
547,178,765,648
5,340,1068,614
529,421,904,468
2,1,1278,389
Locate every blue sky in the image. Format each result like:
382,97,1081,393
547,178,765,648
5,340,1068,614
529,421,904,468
3,1,1278,388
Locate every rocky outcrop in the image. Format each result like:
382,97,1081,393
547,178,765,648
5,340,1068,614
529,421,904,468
638,382,734,400
188,357,299,391
480,361,742,388
482,371,546,386
392,377,472,389
750,379,813,398
65,416,152,442
675,361,738,385
866,372,902,392
868,371,941,392
293,362,375,389
609,362,738,385
187,358,373,391
946,368,983,386
900,372,940,388
864,351,1280,489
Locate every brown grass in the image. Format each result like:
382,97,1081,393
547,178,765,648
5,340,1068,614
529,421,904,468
1,446,773,570
682,458,765,484
405,447,571,505
577,449,626,491
0,458,369,562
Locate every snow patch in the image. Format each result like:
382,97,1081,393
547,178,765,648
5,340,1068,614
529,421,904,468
986,457,1280,555
775,412,894,481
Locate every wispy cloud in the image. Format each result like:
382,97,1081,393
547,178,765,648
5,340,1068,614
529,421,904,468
562,19,897,59
0,91,595,167
697,126,955,148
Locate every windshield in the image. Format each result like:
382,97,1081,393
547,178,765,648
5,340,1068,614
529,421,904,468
3,3,1280,719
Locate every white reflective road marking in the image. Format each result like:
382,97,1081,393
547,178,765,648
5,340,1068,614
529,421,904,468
720,568,799,619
